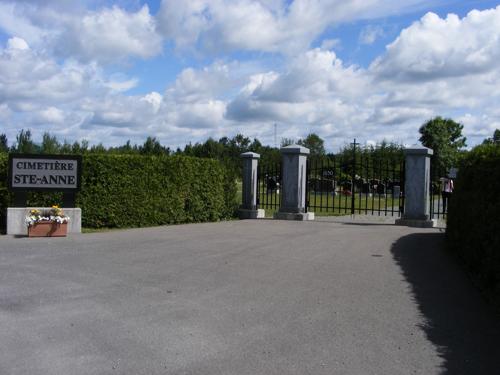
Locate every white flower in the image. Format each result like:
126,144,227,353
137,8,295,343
25,212,70,226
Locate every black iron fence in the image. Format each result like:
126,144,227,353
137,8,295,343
306,153,405,216
248,144,405,217
256,160,282,210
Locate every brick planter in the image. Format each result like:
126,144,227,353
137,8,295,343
28,222,68,237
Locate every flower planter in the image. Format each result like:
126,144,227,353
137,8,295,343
28,222,68,237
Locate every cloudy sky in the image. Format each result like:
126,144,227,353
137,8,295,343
0,0,499,151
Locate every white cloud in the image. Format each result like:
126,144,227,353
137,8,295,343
371,7,500,81
321,38,341,50
7,36,29,50
359,25,384,45
0,2,163,64
57,5,163,63
157,0,431,55
226,49,368,123
35,106,65,124
368,107,434,126
0,36,161,144
0,40,105,107
168,63,232,103
1,2,500,150
141,92,162,113
0,2,48,47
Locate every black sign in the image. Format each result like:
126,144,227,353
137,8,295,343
321,168,335,178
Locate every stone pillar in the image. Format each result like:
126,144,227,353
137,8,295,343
239,152,265,219
396,146,436,228
274,145,314,221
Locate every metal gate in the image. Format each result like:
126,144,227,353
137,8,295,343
254,143,405,217
256,160,282,210
305,145,405,217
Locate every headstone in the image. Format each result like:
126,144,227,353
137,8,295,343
362,182,371,195
392,185,401,199
377,183,386,196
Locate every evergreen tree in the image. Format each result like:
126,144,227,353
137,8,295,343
0,134,8,153
280,138,295,147
40,132,61,154
140,137,169,155
483,129,500,145
14,129,38,153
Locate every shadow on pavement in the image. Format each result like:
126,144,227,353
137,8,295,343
391,232,500,375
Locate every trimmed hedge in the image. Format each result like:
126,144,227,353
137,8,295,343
0,154,237,230
0,154,10,231
446,144,500,310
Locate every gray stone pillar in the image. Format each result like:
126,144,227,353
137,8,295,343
239,152,265,219
274,145,314,221
396,146,436,228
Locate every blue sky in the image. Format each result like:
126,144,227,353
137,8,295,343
1,0,500,151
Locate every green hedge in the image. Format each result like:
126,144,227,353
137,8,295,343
0,154,10,231
0,154,237,230
446,143,500,310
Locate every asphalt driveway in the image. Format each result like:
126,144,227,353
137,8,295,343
0,219,498,374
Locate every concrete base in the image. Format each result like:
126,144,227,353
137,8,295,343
274,211,315,221
239,209,265,219
395,218,437,228
7,207,82,235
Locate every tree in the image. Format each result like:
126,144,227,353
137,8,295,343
249,138,262,153
298,133,325,156
72,140,89,154
40,132,61,154
483,129,500,145
419,117,467,171
14,129,38,153
59,140,73,154
140,136,169,155
230,134,251,151
280,138,295,147
90,143,107,153
0,134,8,153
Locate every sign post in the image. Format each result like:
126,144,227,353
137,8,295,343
7,154,82,235
8,154,82,207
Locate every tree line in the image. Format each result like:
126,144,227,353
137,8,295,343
0,129,402,175
1,117,497,177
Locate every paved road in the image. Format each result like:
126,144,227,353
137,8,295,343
1,220,498,375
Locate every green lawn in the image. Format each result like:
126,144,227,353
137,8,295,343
236,180,402,218
254,191,402,217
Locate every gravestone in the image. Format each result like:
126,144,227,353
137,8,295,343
377,183,386,196
393,185,401,199
362,182,371,195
